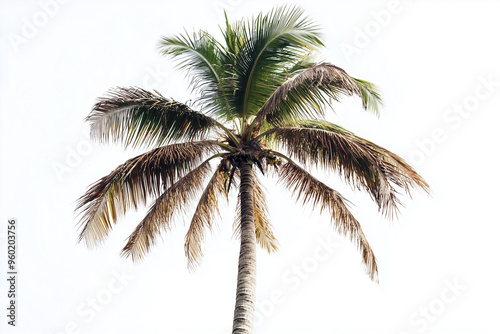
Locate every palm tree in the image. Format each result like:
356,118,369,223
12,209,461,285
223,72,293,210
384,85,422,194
75,6,428,334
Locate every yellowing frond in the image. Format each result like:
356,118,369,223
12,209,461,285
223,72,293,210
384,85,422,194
121,160,214,261
75,141,218,247
233,171,279,254
185,162,228,269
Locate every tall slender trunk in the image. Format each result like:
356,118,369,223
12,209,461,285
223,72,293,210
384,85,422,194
232,162,257,334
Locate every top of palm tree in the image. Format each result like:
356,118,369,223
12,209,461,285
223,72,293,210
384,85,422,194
75,5,428,283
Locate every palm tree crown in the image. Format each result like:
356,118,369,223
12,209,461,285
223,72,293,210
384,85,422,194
76,6,428,333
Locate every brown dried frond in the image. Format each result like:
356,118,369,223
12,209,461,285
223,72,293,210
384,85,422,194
185,161,228,269
121,160,214,261
76,141,218,247
233,171,279,254
277,161,378,281
263,122,429,217
254,63,362,128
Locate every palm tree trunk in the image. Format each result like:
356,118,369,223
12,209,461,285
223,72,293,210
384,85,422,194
232,162,257,334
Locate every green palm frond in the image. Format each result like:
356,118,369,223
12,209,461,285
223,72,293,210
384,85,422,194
75,141,218,247
86,87,219,148
352,78,383,114
260,120,429,217
221,5,323,121
185,161,228,269
159,31,227,116
276,160,378,281
233,171,279,254
253,63,378,130
121,159,215,261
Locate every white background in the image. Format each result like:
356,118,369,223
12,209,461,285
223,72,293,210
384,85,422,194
1,0,499,333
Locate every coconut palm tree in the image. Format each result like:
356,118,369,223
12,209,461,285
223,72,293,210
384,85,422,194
75,6,428,334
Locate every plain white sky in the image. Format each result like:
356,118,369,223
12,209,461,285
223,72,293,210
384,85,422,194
1,0,499,333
